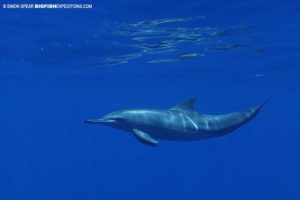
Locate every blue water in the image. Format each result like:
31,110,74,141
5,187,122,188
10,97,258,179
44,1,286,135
1,0,300,199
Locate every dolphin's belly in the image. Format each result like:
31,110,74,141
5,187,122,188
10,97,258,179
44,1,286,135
135,119,223,141
139,126,221,141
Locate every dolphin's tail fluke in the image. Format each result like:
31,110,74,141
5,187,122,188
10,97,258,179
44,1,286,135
249,97,271,118
257,97,272,110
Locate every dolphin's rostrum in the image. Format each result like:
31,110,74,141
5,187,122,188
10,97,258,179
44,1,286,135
85,98,269,147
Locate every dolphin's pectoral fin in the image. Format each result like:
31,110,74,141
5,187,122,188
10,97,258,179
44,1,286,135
171,98,196,111
132,129,158,147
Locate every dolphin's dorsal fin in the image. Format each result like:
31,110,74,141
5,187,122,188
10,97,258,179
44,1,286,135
171,98,196,111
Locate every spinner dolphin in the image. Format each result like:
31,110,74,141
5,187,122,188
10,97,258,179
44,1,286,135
85,98,269,147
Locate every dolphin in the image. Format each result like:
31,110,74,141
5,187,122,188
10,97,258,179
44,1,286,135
85,98,269,147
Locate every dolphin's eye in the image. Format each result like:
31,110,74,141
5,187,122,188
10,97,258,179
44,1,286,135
112,117,123,122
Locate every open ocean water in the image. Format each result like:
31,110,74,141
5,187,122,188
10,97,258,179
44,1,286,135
0,0,300,199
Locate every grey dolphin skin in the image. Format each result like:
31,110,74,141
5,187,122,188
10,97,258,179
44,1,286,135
85,98,269,147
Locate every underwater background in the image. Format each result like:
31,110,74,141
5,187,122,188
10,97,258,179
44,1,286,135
0,0,300,199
